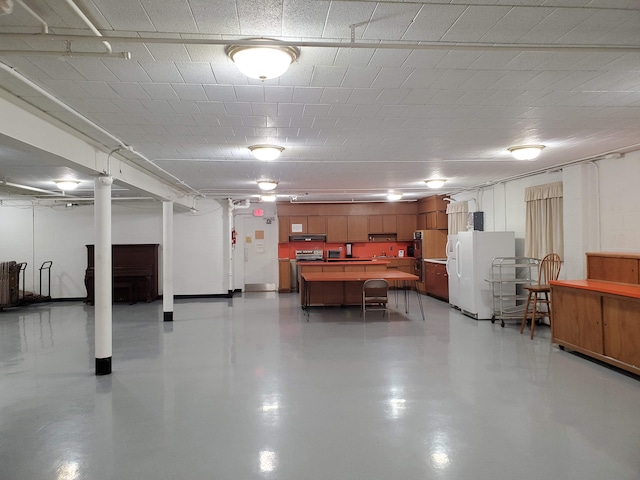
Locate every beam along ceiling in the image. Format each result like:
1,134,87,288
1,0,639,203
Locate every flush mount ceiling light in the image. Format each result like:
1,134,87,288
387,192,403,201
260,194,277,202
249,145,285,161
55,180,80,191
225,41,300,81
257,180,278,191
508,145,545,161
425,179,446,189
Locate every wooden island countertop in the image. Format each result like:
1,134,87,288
297,259,390,266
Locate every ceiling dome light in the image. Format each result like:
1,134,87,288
257,180,278,191
387,192,403,201
260,194,277,202
55,180,80,191
508,145,545,161
225,41,299,81
249,145,284,161
425,179,446,189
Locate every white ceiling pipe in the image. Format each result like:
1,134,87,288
62,0,111,54
14,0,47,33
0,50,131,58
1,33,639,53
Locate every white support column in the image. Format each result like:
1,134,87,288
162,201,174,321
94,175,113,375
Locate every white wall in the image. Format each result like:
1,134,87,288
450,150,640,279
0,198,227,298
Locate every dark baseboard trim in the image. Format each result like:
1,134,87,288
95,357,112,376
163,311,173,322
33,290,244,303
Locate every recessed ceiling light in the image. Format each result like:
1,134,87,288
425,179,446,189
55,180,80,191
508,145,545,160
249,145,285,161
226,41,299,81
257,180,278,191
387,192,402,201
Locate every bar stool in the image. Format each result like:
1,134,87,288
520,253,562,339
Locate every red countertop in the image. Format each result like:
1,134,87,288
550,279,640,300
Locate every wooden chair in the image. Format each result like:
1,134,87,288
362,279,389,321
520,253,562,339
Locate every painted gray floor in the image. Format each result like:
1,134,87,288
1,293,638,480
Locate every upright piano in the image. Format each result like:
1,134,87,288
85,244,159,304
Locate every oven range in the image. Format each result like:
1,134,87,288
295,249,324,261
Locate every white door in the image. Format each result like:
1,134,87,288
241,213,278,292
446,235,459,307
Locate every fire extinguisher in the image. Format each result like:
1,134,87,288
231,228,237,246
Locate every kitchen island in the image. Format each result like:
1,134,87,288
297,259,389,306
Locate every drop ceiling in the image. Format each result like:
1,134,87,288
0,0,639,203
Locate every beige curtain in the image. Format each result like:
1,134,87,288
524,182,563,259
446,201,468,235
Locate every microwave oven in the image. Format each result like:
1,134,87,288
327,250,341,258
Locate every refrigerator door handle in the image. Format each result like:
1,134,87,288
455,240,461,278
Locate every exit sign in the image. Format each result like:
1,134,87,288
253,209,264,217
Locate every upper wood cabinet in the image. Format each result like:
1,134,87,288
397,214,417,241
289,216,308,234
326,216,348,243
368,215,397,233
307,216,326,234
426,211,448,230
347,216,368,242
278,216,290,243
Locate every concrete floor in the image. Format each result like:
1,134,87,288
0,292,638,480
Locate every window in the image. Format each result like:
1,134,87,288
524,182,563,259
446,201,468,235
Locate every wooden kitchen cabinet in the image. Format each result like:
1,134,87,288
586,252,639,284
326,216,348,242
278,259,291,292
426,211,448,230
397,214,417,241
552,286,603,354
347,216,369,242
307,215,326,234
602,296,640,369
289,216,308,234
424,261,448,301
278,216,290,243
368,215,397,233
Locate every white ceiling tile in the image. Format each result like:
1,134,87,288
172,84,208,101
402,50,449,69
168,101,200,114
479,6,554,43
312,117,338,128
278,103,305,117
362,3,421,41
234,85,265,102
367,49,412,68
224,102,253,115
370,69,413,89
145,44,192,62
251,103,278,116
191,1,240,34
403,4,468,41
243,116,268,127
111,82,151,100
140,99,174,114
401,69,446,89
139,0,197,32
320,87,353,104
341,66,380,88
303,104,331,117
346,88,383,104
138,62,184,83
327,104,357,117
64,58,120,82
323,2,377,39
277,65,315,87
168,114,198,126
102,59,153,82
434,51,485,70
376,105,408,118
87,0,155,31
109,99,146,113
292,87,324,103
204,85,237,102
264,86,294,103
210,64,250,85
218,116,245,127
141,83,180,101
38,80,90,99
311,66,347,87
352,104,382,117
195,102,226,114
283,0,330,37
175,63,216,83
237,0,284,36
518,8,595,43
429,70,478,90
334,48,376,67
267,117,291,127
441,5,511,42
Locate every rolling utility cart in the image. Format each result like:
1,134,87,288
486,257,539,327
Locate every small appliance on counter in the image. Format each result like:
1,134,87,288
327,250,341,259
345,243,353,258
295,249,324,261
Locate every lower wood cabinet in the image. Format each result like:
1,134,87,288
424,261,448,301
278,259,291,293
551,283,640,376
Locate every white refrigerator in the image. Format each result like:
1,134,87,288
449,231,515,320
445,235,458,308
